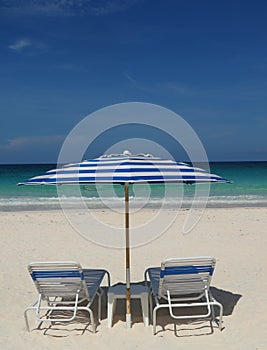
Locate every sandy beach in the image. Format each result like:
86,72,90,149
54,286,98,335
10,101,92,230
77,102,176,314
0,207,266,350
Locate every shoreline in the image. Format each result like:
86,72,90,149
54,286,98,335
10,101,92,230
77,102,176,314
1,203,267,213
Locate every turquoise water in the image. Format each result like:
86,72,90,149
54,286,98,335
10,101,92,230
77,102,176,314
0,162,266,210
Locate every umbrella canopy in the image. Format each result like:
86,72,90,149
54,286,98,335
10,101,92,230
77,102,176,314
19,151,230,328
19,152,229,186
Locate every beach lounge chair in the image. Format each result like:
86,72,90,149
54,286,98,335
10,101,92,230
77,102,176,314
24,261,110,333
144,256,223,334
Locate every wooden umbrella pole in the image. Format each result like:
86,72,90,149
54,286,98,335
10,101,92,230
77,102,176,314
125,182,131,328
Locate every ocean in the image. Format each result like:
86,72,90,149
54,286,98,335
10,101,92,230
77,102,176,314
0,162,266,211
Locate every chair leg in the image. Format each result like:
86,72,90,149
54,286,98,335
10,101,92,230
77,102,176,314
80,306,96,333
209,292,224,331
97,288,104,322
107,292,115,328
140,292,149,326
213,301,223,331
219,305,223,330
24,300,39,332
152,305,160,335
24,308,31,332
149,292,153,321
89,308,96,333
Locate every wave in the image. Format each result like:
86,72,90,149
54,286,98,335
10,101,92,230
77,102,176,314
1,194,267,211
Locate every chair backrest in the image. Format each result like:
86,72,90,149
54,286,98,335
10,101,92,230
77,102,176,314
158,256,216,300
28,261,90,300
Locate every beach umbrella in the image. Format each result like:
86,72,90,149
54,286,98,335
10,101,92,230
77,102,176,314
19,151,229,328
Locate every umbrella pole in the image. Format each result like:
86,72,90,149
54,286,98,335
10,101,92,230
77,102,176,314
125,182,131,328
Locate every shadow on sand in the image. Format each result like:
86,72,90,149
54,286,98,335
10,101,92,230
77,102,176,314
28,283,242,337
151,286,242,337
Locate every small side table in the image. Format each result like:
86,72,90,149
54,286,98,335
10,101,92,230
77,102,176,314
107,284,149,327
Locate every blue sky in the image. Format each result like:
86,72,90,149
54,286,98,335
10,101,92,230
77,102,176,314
0,0,266,163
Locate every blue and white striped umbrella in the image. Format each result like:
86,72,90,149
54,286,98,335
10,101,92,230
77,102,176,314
20,152,229,186
19,151,229,328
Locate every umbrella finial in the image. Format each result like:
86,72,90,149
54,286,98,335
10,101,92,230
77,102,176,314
123,150,132,156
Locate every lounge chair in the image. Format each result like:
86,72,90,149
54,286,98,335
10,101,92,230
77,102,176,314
24,261,110,333
144,256,223,334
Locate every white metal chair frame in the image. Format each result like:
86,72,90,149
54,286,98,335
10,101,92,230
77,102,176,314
24,261,110,333
144,256,223,334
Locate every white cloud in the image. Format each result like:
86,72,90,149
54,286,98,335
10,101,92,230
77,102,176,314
8,38,32,52
0,0,141,16
123,71,195,96
8,38,48,54
0,135,64,151
0,135,65,163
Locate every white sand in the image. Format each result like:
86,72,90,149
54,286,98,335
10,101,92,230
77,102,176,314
0,207,266,350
